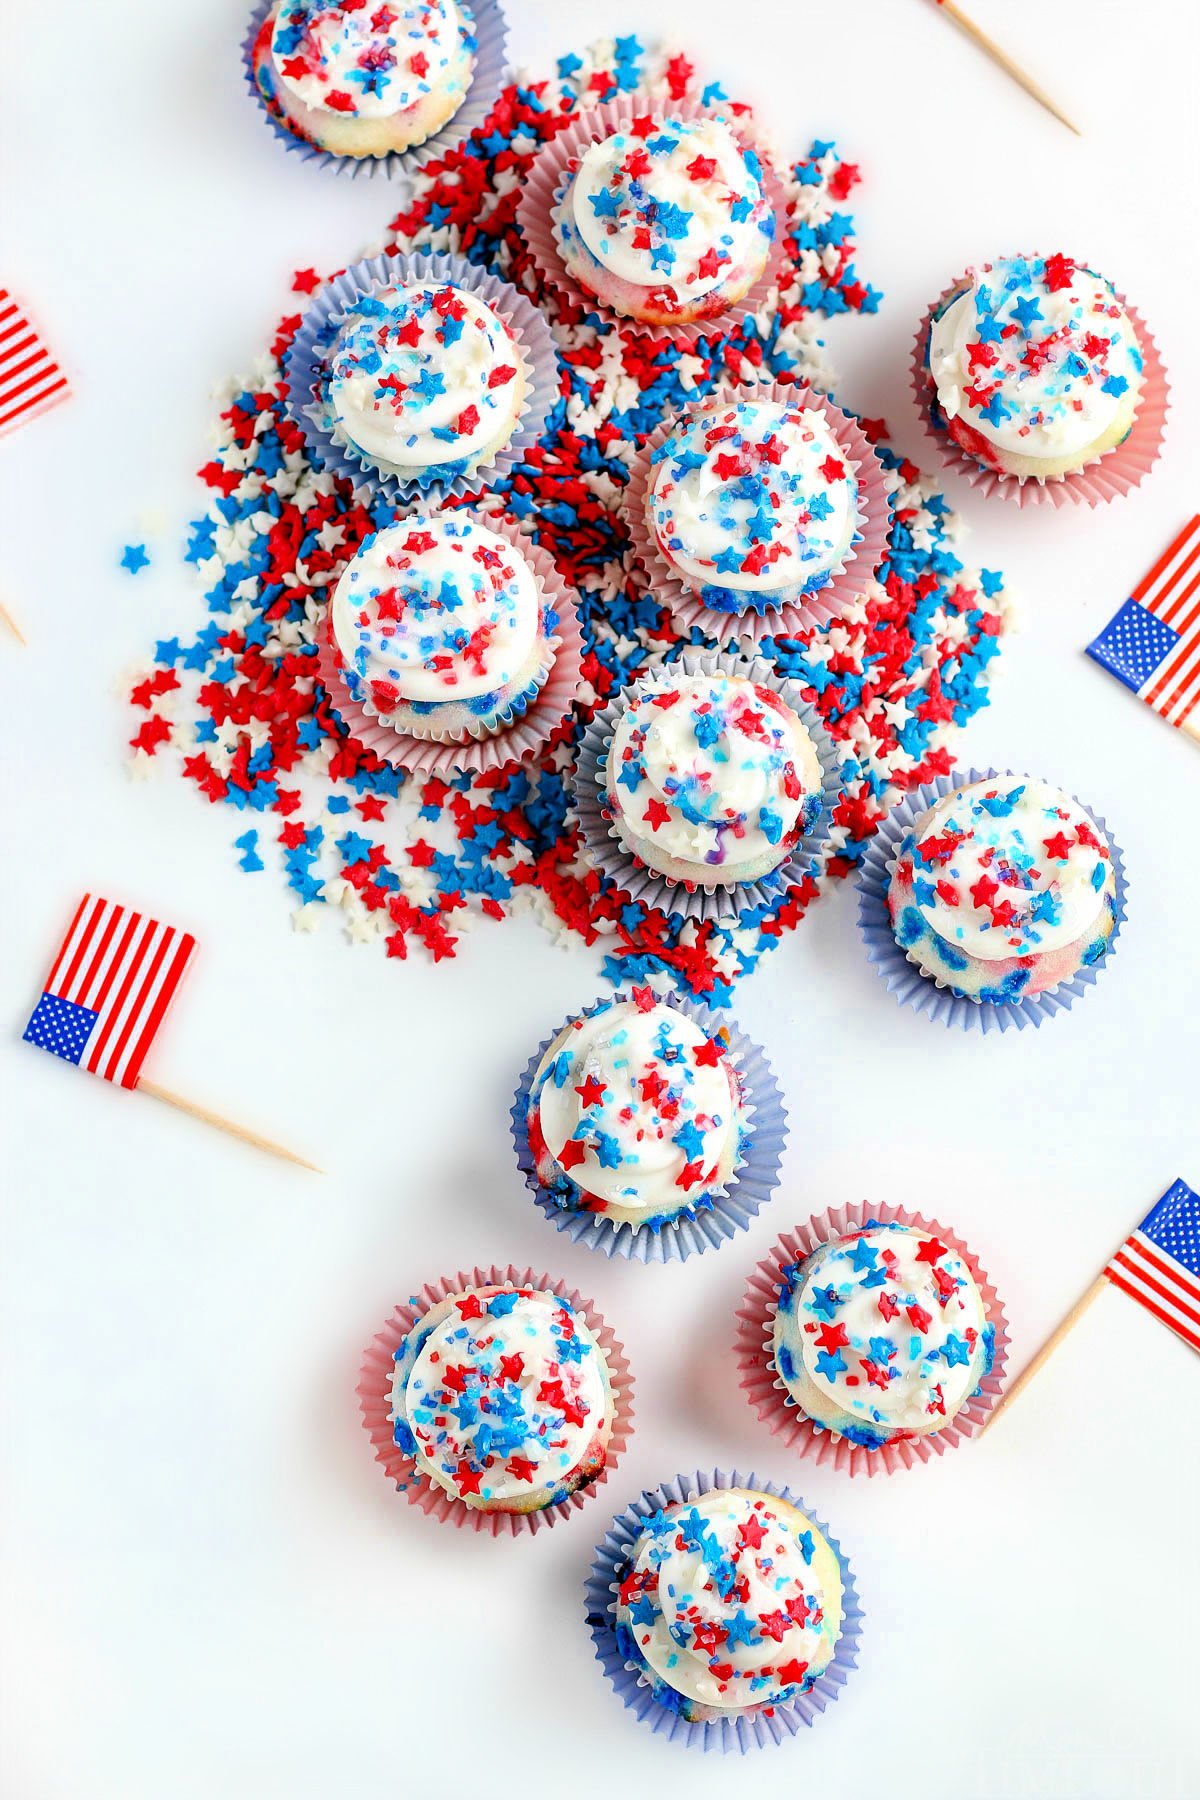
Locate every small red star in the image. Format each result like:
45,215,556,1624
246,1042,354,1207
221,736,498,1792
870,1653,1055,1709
776,1658,810,1687
498,1353,524,1383
558,1138,589,1171
455,1294,484,1320
691,1036,725,1066
642,798,672,831
507,1456,538,1483
819,455,846,482
815,1321,849,1354
631,985,657,1012
453,1460,483,1496
738,1514,767,1550
757,1610,792,1643
574,1075,607,1108
1042,831,1073,859
291,268,321,295
915,1238,949,1267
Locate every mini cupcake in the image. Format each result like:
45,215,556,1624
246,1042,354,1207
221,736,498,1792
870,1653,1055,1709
922,254,1145,482
611,1486,845,1723
603,669,823,889
524,988,750,1231
327,510,557,742
551,114,777,326
387,1282,614,1516
886,774,1118,1003
771,1223,994,1451
325,281,526,486
251,0,477,161
646,396,861,613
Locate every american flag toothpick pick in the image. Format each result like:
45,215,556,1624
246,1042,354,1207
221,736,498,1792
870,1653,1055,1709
23,894,320,1171
931,0,1081,136
1087,517,1200,743
982,1180,1200,1434
0,287,69,436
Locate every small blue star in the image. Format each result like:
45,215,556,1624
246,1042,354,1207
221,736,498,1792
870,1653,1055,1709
121,543,150,574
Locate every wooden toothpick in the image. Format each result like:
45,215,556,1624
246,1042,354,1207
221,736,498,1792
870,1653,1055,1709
979,1274,1107,1436
138,1077,322,1172
0,596,27,644
934,0,1082,136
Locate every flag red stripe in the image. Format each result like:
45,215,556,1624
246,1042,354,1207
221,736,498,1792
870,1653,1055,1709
75,903,124,1005
0,377,69,431
1133,516,1200,603
122,933,194,1088
1144,576,1200,707
1155,635,1200,720
44,896,89,991
1151,542,1200,625
1111,1247,1200,1329
0,333,42,369
87,909,142,1017
1103,1266,1200,1353
57,896,105,999
0,347,54,390
0,358,61,406
84,917,157,1074
0,314,31,346
101,927,174,1086
1126,1233,1200,1310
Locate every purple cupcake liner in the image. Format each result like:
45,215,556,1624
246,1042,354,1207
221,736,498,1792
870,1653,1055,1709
282,250,559,506
855,766,1129,1033
572,649,846,924
585,1467,863,1753
242,0,508,182
510,991,787,1264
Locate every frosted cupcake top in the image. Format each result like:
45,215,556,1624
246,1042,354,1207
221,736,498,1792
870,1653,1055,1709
530,992,741,1216
270,0,473,121
773,1223,990,1440
898,776,1113,961
328,282,521,472
389,1285,609,1506
616,1488,843,1713
607,672,821,877
649,399,859,605
928,255,1144,461
562,116,774,302
330,514,541,714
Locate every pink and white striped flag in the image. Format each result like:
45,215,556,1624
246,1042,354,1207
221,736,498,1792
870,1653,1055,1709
0,287,70,437
23,895,196,1091
1086,516,1200,741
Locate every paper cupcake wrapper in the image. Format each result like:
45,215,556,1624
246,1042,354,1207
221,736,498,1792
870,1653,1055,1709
358,1263,634,1537
242,0,508,182
283,250,559,507
585,1467,863,1752
572,648,845,922
911,258,1169,508
624,378,895,647
315,512,584,776
510,991,787,1264
516,93,791,349
735,1201,1010,1478
855,766,1130,1032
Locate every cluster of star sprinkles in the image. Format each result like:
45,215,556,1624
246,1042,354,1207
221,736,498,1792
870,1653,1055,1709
126,36,1009,1006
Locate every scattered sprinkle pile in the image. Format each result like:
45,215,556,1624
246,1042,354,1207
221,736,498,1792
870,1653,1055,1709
127,36,1008,1004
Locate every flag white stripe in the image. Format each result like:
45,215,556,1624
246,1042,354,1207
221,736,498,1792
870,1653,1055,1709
1129,1230,1200,1311
1109,1244,1200,1346
1141,521,1200,617
1159,645,1200,724
109,928,185,1088
54,896,106,1001
73,902,125,1009
87,918,164,1079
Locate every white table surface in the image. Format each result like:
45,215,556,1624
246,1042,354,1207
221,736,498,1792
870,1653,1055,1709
3,3,1199,1795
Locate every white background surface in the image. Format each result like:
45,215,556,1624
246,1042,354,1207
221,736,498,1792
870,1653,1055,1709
3,2,1199,1795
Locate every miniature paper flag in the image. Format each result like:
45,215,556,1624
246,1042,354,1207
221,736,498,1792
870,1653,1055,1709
1103,1178,1200,1355
0,287,70,436
1086,516,1200,741
23,894,195,1090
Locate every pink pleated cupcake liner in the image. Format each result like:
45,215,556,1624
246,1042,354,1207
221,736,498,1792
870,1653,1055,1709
282,250,560,508
911,257,1169,508
516,93,791,349
315,513,584,777
735,1201,1010,1479
624,377,895,647
572,647,844,923
242,0,509,182
357,1262,634,1537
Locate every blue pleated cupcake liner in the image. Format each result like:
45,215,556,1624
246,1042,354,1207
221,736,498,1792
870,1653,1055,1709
282,249,559,507
510,991,787,1264
243,0,508,181
585,1467,863,1753
855,766,1129,1033
571,648,847,925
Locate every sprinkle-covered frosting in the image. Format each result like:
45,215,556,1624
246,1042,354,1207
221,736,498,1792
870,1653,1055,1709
772,1223,993,1448
615,1488,843,1718
527,989,746,1225
929,255,1144,464
897,777,1113,961
270,0,473,121
559,115,775,303
389,1285,612,1509
330,513,542,718
649,399,860,610
328,282,522,477
605,672,822,881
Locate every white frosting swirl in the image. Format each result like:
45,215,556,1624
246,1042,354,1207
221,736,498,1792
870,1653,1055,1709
330,513,540,711
617,1488,843,1715
270,0,471,122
